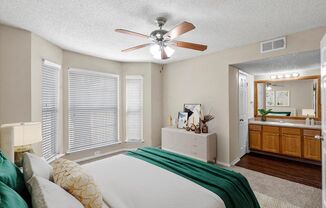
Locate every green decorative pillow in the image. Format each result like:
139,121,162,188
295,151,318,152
0,181,28,208
0,151,30,205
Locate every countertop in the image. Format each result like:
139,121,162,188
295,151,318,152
249,119,321,130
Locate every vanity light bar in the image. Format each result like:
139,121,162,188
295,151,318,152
270,72,300,79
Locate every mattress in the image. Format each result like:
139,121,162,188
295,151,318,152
82,154,225,208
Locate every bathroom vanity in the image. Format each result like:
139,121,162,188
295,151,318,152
248,119,321,162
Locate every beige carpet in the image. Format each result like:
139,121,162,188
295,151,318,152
230,166,322,208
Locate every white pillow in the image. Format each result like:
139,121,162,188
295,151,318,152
27,176,84,208
23,152,53,182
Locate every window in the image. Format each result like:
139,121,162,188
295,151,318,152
41,60,60,160
68,68,119,153
126,75,143,142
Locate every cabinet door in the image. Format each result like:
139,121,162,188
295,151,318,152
281,134,302,157
262,132,280,153
249,131,261,150
303,136,321,161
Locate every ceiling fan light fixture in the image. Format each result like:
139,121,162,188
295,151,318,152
150,44,161,59
150,44,174,60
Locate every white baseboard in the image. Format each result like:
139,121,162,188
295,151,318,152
216,161,231,167
230,157,240,166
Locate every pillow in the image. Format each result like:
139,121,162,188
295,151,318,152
52,158,103,208
0,181,28,208
26,176,84,208
23,153,53,182
0,151,30,204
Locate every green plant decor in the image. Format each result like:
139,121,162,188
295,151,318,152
258,109,272,121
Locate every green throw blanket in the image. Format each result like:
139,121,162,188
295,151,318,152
127,147,260,208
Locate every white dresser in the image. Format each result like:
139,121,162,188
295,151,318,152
161,127,217,163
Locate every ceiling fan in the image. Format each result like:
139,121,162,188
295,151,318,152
115,17,207,60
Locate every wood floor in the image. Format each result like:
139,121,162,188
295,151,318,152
235,152,322,189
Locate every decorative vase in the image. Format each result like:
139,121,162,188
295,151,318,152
261,116,267,121
202,123,208,133
195,125,201,134
190,123,196,131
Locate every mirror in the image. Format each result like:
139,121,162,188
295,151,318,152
255,76,320,118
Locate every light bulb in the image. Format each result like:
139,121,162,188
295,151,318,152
292,72,300,77
285,74,291,78
270,75,277,79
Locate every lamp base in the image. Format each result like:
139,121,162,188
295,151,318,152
14,145,33,167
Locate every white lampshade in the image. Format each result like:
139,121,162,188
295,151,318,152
1,122,42,146
150,44,175,59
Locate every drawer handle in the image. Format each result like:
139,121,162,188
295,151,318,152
314,135,324,141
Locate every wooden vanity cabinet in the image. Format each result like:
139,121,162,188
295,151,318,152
249,125,262,150
281,128,301,157
303,129,321,161
262,126,280,153
249,124,321,162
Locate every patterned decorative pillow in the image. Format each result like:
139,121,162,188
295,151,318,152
52,158,103,208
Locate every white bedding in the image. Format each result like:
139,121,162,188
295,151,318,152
82,154,225,208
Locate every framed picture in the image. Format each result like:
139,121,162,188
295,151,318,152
276,91,290,106
177,112,188,129
266,91,275,107
184,104,201,126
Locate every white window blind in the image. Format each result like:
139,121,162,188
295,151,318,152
68,68,119,153
41,60,60,161
126,75,143,142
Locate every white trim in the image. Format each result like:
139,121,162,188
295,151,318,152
68,67,119,78
231,157,240,166
216,161,231,167
47,153,65,163
66,141,122,154
42,59,61,69
125,140,145,143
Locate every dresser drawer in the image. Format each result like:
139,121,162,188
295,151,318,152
249,124,261,131
303,129,321,137
263,126,279,133
281,127,301,135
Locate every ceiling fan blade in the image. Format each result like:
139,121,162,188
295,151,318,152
163,21,195,40
121,43,152,52
115,29,149,39
174,41,207,51
161,48,169,60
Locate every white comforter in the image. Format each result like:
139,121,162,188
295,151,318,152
82,154,225,208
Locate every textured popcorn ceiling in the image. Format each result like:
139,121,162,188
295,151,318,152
234,50,321,75
0,0,326,63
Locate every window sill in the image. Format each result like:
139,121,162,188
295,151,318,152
125,140,144,143
66,141,122,154
47,153,65,163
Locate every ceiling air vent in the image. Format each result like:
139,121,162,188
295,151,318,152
260,37,286,53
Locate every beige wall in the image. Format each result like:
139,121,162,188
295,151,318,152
150,63,163,147
163,27,326,165
0,24,31,124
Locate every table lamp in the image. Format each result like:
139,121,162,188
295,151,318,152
0,122,42,167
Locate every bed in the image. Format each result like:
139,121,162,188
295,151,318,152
82,147,260,208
